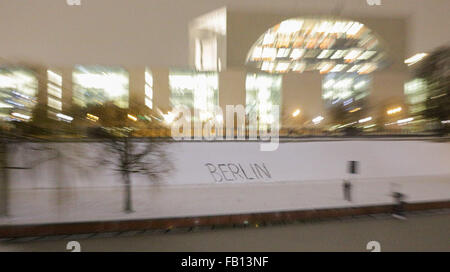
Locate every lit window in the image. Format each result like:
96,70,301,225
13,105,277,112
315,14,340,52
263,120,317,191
246,74,282,129
145,69,153,109
169,70,218,121
246,18,388,74
322,73,371,108
47,70,63,113
73,66,129,108
0,68,38,121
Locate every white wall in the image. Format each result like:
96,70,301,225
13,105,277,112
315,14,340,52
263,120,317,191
8,140,450,189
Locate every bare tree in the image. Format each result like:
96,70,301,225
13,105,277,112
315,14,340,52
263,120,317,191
100,129,172,213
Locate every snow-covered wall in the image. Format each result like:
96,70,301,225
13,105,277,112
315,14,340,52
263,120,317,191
8,140,450,189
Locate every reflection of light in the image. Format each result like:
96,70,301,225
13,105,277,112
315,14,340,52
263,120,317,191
56,113,73,122
404,53,428,66
358,116,372,123
441,120,450,124
127,114,137,122
387,107,402,115
11,112,31,120
397,117,413,124
312,116,324,124
292,109,301,117
349,107,361,113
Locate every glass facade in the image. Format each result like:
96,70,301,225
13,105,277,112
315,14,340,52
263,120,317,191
246,73,282,129
169,70,219,121
72,66,129,108
247,18,388,75
404,78,428,114
322,73,371,110
0,68,38,121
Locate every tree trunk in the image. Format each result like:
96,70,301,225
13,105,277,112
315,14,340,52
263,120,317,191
123,172,133,213
0,140,9,217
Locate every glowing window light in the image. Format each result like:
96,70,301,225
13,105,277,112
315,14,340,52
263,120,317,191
11,112,31,120
349,107,361,113
127,114,137,122
292,62,306,72
246,74,281,128
317,50,334,59
354,80,367,90
262,33,275,45
276,48,291,58
261,62,275,71
344,49,363,61
275,62,290,72
357,51,377,60
48,97,62,111
358,63,377,74
73,66,129,108
312,116,324,124
169,71,218,122
404,53,428,66
323,79,335,89
290,48,305,60
346,22,364,35
358,116,372,123
277,19,303,34
56,113,73,122
330,50,346,59
292,109,301,117
261,47,277,59
48,83,62,99
47,70,62,86
397,117,413,124
347,65,361,73
145,69,153,109
319,63,335,74
387,106,402,115
252,46,263,59
330,64,347,72
86,113,99,121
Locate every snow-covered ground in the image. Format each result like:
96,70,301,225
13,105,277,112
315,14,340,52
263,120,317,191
1,175,449,225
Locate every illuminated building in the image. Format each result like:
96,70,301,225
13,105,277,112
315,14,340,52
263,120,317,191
0,1,448,132
0,68,38,122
